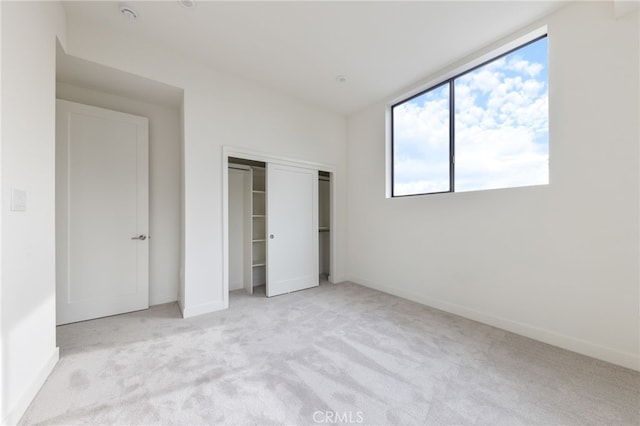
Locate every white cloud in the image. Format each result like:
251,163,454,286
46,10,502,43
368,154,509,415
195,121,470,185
394,97,449,150
507,57,543,78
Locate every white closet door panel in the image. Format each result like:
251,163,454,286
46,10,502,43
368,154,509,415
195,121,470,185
266,163,318,297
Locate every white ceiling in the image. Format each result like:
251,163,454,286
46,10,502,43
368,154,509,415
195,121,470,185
61,0,569,115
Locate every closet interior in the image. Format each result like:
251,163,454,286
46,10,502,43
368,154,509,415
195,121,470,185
318,171,331,282
228,157,266,295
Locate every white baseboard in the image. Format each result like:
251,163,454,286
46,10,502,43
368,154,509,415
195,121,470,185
330,274,348,284
149,292,179,306
349,275,640,372
2,347,59,426
177,298,185,317
181,299,227,318
228,282,244,292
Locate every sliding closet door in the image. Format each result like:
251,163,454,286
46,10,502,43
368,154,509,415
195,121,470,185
266,163,318,297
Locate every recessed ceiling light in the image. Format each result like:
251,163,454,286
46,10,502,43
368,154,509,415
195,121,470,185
336,75,348,83
179,0,196,8
119,3,138,20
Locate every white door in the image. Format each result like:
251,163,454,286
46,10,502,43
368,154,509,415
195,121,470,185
266,163,318,297
56,99,149,325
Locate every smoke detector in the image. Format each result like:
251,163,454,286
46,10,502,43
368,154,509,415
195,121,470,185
119,4,138,20
179,0,196,8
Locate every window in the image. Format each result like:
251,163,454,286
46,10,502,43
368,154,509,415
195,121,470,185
391,35,548,197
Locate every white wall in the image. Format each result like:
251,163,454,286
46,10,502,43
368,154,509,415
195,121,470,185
0,1,66,424
63,8,348,318
347,1,639,370
0,1,3,419
56,82,181,305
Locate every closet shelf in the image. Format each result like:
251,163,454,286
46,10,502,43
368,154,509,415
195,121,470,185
252,261,266,267
319,227,330,232
252,214,265,218
252,190,265,194
252,239,265,243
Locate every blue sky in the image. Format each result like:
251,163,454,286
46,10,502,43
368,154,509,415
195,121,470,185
393,37,548,195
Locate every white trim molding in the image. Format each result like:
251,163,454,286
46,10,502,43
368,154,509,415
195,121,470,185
181,300,227,319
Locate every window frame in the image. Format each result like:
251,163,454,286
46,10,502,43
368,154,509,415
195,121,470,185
390,32,548,198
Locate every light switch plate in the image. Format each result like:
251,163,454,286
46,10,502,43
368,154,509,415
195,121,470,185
11,188,27,212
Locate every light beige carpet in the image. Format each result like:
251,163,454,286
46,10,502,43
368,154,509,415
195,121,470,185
19,282,640,425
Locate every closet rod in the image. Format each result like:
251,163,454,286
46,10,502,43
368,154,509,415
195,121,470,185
229,165,251,171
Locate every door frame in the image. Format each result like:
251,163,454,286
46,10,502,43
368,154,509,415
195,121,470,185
222,146,337,304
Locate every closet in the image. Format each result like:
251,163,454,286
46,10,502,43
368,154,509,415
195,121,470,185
228,157,330,297
228,158,266,295
318,171,331,282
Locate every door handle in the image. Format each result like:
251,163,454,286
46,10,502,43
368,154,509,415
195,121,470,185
131,234,147,240
269,234,275,239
